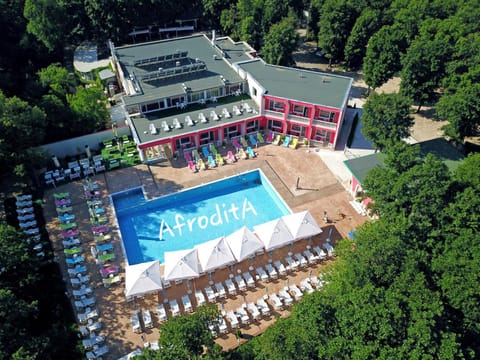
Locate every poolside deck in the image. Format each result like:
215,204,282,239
42,143,368,359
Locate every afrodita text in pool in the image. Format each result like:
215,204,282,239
159,198,257,240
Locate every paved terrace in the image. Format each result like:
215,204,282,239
43,143,368,359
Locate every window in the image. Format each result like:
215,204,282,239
290,124,306,137
268,100,285,112
268,119,283,131
246,120,258,133
314,129,332,143
316,109,335,122
145,102,160,112
253,87,257,96
224,125,239,138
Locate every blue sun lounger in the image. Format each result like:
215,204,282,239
247,146,256,158
202,146,210,158
208,155,217,167
249,134,257,146
283,136,290,147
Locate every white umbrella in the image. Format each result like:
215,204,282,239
254,217,294,251
282,210,322,241
195,237,236,272
163,248,202,281
125,260,162,298
225,226,264,262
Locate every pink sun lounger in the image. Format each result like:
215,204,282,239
232,139,241,151
92,226,109,234
62,229,79,238
227,151,236,163
55,199,71,206
188,161,197,172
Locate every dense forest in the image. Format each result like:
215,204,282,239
1,0,480,359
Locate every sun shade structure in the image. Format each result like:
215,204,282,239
125,260,162,298
225,226,264,262
282,211,322,240
254,218,294,251
163,248,202,281
195,237,236,272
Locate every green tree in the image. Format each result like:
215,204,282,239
361,92,413,150
24,0,67,51
0,91,47,172
202,0,233,30
363,25,406,90
436,67,480,142
400,19,457,112
67,85,108,136
343,9,386,70
146,304,220,359
261,17,298,66
38,63,76,98
317,0,358,65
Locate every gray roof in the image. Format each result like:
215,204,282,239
344,138,465,184
114,35,244,106
239,60,352,109
215,38,255,63
131,98,259,145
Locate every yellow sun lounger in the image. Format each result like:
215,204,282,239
289,137,298,149
272,134,281,145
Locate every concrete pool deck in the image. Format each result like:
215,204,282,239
43,143,369,359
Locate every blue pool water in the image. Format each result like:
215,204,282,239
112,169,291,265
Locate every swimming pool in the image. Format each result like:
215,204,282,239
112,169,291,265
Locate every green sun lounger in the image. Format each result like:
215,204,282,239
102,275,121,287
98,253,115,263
53,192,70,200
59,222,77,230
64,247,82,256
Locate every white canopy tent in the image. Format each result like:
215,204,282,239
282,210,322,240
254,218,294,251
195,237,236,272
225,226,264,262
125,260,162,298
163,248,202,281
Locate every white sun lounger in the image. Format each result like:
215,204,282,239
195,290,206,307
269,293,284,310
77,309,99,324
226,311,239,328
131,313,141,333
304,250,318,264
313,246,327,260
205,286,217,302
294,253,308,268
289,285,303,301
225,279,237,296
156,304,167,322
247,302,261,320
279,289,293,306
236,306,250,325
256,267,269,282
300,278,315,294
285,256,299,271
265,264,278,279
143,310,153,328
324,242,335,257
256,298,271,316
169,299,181,317
182,295,193,313
309,276,323,289
243,272,255,288
214,283,227,299
218,316,228,334
274,260,287,275
234,275,247,291
82,335,104,350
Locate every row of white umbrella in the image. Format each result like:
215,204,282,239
125,210,322,298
